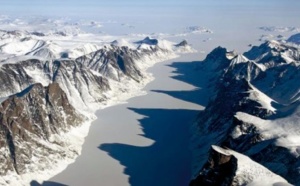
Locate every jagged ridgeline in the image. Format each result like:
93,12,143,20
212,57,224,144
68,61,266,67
0,34,193,185
191,40,300,185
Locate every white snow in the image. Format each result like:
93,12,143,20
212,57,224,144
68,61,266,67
23,67,51,87
235,110,300,157
67,43,101,59
247,179,293,186
211,145,231,156
247,83,277,112
230,54,249,65
175,44,197,54
111,38,136,49
0,39,45,55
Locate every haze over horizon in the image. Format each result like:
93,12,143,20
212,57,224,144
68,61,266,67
1,0,299,20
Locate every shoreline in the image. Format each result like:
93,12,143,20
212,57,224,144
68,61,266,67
47,52,203,186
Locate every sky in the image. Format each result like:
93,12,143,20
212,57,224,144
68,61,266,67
0,0,201,17
1,0,299,21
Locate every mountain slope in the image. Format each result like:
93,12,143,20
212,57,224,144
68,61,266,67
0,83,85,185
0,59,110,113
191,40,300,185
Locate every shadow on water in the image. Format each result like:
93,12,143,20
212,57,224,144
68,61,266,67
154,61,211,107
99,108,199,186
30,180,67,186
152,88,208,107
99,60,210,186
167,61,207,89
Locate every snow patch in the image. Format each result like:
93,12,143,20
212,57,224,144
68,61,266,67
67,43,101,59
247,83,277,112
235,110,300,157
230,54,249,66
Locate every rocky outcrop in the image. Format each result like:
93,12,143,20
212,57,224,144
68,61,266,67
0,83,84,175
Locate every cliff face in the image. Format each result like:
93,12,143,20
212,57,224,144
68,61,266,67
192,40,300,185
190,146,237,186
0,83,84,175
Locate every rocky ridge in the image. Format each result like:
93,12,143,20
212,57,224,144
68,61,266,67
191,40,300,185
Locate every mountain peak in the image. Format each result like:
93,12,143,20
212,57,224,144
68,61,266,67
230,54,249,66
175,40,188,47
135,36,158,45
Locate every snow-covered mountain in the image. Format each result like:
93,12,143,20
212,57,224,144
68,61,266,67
191,39,300,185
0,58,110,113
0,28,194,185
